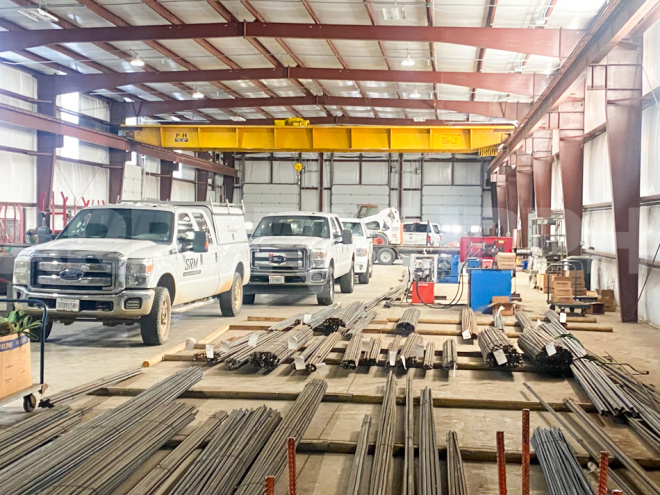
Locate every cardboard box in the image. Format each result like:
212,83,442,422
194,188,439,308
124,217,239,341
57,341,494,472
0,333,32,400
553,288,575,297
537,273,547,290
488,295,517,316
554,296,575,303
553,280,574,290
597,289,615,300
496,252,517,270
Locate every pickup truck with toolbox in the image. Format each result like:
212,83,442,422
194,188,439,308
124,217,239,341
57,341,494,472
244,212,355,305
12,202,250,345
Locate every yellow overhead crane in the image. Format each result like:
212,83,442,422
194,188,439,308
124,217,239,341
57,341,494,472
122,120,512,155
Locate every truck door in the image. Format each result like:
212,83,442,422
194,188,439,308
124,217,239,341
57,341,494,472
332,217,350,275
192,210,222,296
174,210,206,304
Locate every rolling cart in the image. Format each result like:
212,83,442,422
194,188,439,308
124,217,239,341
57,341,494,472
545,261,591,316
0,299,48,412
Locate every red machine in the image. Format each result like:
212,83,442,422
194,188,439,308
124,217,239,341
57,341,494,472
459,236,513,262
411,282,435,304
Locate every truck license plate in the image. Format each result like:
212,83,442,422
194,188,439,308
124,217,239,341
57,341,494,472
269,275,285,284
56,298,80,312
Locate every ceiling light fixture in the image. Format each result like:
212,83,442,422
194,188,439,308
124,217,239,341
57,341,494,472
382,5,406,20
409,86,421,99
129,55,145,68
230,116,246,122
401,51,415,67
171,116,181,121
413,116,426,122
192,89,204,99
17,7,58,23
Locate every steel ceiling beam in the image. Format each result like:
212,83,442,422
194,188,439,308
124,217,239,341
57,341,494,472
41,67,543,96
0,102,237,176
0,22,584,58
117,95,530,120
487,0,660,174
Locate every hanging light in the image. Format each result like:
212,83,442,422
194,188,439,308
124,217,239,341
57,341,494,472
129,55,145,67
401,50,415,67
192,89,204,99
171,116,181,121
409,85,421,99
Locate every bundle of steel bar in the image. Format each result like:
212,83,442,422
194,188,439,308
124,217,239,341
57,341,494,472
0,367,203,495
170,406,281,495
366,337,382,365
385,335,403,368
344,311,376,336
126,412,228,495
250,324,314,370
347,414,372,495
235,379,327,495
447,431,468,495
210,331,264,362
318,301,365,333
477,327,523,368
424,341,436,370
291,335,325,368
372,270,410,309
402,377,415,495
514,310,535,331
530,427,593,495
368,372,397,495
539,319,587,358
306,332,342,371
44,402,197,495
398,333,423,369
442,339,457,370
517,325,572,374
309,303,340,329
341,332,365,369
396,308,421,334
269,313,304,331
461,308,478,339
39,367,142,408
225,331,281,369
419,387,442,495
0,408,86,470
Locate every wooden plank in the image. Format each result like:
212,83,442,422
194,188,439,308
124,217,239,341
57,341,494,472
141,324,230,367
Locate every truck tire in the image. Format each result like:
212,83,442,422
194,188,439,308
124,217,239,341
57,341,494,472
358,263,370,285
340,264,355,293
317,267,334,305
219,272,243,317
140,287,171,345
30,320,53,342
377,248,396,265
243,294,256,305
369,260,374,278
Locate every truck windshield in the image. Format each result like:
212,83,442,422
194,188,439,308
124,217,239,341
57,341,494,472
252,216,330,239
342,221,364,237
404,223,429,233
58,208,174,243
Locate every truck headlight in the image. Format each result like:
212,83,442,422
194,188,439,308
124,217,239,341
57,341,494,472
13,258,29,285
356,248,368,257
311,249,327,268
126,259,153,288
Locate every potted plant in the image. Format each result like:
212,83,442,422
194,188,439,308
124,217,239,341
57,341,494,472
0,310,36,400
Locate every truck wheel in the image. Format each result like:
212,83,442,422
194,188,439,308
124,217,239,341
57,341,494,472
30,320,53,342
358,264,370,285
377,248,396,265
140,287,171,346
219,272,243,317
317,267,334,305
369,261,374,278
243,294,256,305
340,265,355,293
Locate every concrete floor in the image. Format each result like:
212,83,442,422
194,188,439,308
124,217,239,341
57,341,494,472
3,263,660,494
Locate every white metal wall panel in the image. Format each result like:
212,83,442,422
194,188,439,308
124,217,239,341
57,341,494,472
242,184,299,225
402,190,421,219
639,265,660,327
244,161,271,183
640,204,660,261
422,186,482,226
332,185,389,216
0,65,37,110
402,160,422,189
422,162,452,185
551,159,563,210
300,189,319,212
332,161,360,184
79,94,110,122
643,15,660,94
583,133,612,205
143,157,159,200
272,161,298,184
53,160,109,206
122,163,142,201
171,180,195,201
453,162,482,185
582,209,615,254
641,102,660,197
79,142,109,165
0,151,36,203
362,162,389,185
585,89,606,132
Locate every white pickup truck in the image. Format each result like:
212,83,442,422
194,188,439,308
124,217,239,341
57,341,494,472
244,212,355,305
12,202,250,345
339,218,374,284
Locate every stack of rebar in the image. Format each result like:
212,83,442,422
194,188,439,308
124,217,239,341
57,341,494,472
169,406,282,495
0,367,202,495
235,379,327,495
309,303,341,329
318,301,365,333
126,412,228,495
291,335,325,369
0,408,87,470
39,367,142,408
385,335,403,368
423,341,436,370
347,414,372,495
398,333,423,369
369,270,410,309
516,311,572,374
225,331,281,369
306,331,342,371
368,372,397,495
447,431,468,495
530,427,594,495
402,377,415,495
344,311,376,336
366,338,382,365
418,387,442,495
442,339,457,370
396,308,421,334
212,331,265,363
250,324,314,370
461,308,478,339
269,313,304,331
342,333,365,369
43,402,197,495
477,327,523,368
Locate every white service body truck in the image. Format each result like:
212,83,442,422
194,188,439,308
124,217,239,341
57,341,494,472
244,212,355,305
339,218,373,284
12,202,250,345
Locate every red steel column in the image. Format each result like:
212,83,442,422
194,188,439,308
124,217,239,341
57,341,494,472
496,173,508,235
504,165,518,237
195,152,212,202
222,152,236,202
35,87,58,225
159,160,176,201
605,44,643,323
319,152,324,212
515,152,533,247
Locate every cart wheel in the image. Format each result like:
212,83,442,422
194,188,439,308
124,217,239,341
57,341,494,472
550,304,556,311
23,394,37,413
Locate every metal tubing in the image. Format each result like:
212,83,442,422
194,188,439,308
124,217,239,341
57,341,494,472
496,431,507,495
522,409,530,495
287,437,297,495
598,451,609,495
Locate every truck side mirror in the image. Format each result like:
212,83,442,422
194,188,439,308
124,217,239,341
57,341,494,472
192,231,208,253
342,229,353,244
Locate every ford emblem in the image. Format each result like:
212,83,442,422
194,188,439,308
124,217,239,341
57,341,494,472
60,268,84,280
270,255,285,264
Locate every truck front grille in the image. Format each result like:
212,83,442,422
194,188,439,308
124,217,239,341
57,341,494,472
31,257,116,292
252,249,307,271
